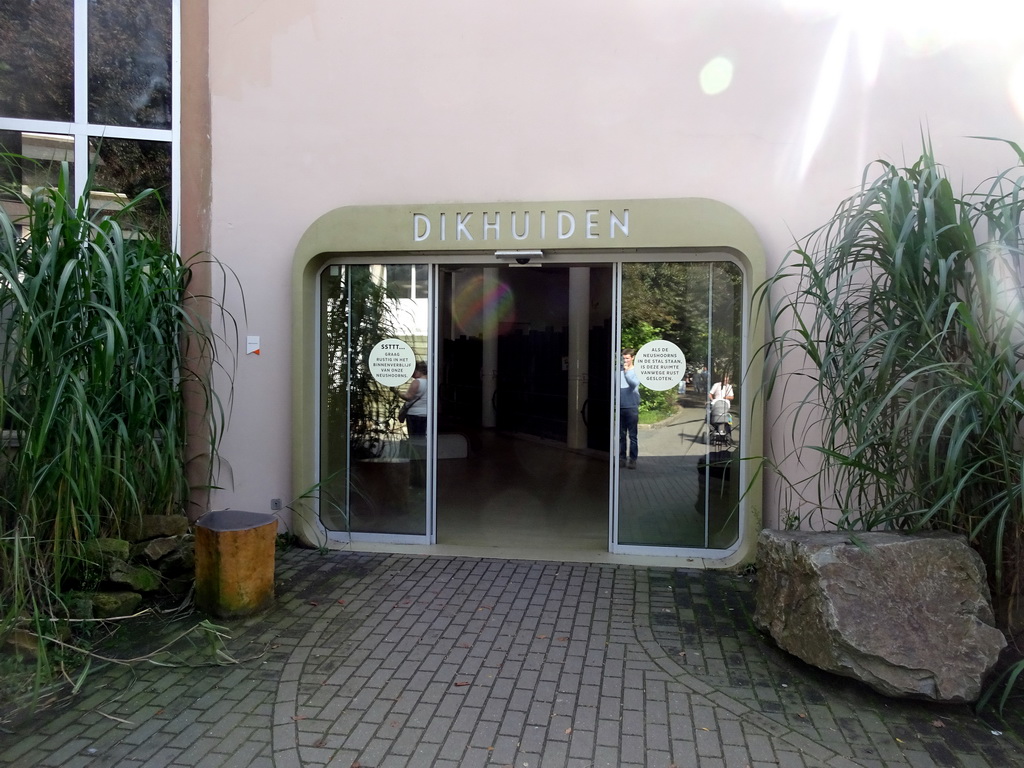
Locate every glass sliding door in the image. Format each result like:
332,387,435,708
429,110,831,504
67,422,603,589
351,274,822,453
433,264,611,551
615,259,745,553
316,253,747,557
319,262,430,540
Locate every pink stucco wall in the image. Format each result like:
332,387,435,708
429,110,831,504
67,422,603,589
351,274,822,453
203,0,1024,528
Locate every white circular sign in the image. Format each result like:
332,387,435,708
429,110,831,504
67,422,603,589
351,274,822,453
634,340,687,391
368,338,416,387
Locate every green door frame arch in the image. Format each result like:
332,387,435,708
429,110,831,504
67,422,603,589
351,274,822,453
291,198,766,567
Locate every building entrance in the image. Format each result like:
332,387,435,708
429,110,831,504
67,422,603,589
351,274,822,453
299,197,765,564
433,265,612,552
317,255,747,559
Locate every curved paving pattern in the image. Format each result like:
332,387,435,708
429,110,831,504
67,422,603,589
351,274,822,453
650,569,1023,768
1,549,1021,767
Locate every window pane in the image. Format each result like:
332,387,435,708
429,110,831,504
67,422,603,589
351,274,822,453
0,130,75,223
89,136,171,244
0,0,74,121
320,264,430,537
386,264,413,298
414,265,428,299
88,0,172,129
617,261,744,551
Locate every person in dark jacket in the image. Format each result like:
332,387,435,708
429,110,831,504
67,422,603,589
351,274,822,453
619,349,640,469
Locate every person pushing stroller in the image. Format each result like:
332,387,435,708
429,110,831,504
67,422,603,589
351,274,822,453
707,373,735,447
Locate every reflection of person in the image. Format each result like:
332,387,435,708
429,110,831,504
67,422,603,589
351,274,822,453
708,373,735,443
399,362,428,488
619,349,640,469
709,373,734,402
400,362,428,436
696,365,709,394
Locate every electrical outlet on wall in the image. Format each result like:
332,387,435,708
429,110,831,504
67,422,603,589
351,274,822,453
271,498,282,511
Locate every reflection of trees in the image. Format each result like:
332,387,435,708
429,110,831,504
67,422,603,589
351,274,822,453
0,0,170,128
322,266,408,461
708,264,744,380
622,262,743,377
0,0,172,242
88,0,172,129
92,138,172,244
0,0,73,121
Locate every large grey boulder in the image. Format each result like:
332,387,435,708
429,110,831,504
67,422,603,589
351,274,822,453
754,529,1006,702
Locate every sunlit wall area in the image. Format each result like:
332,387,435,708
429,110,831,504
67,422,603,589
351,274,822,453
6,2,1012,534
201,0,1023,531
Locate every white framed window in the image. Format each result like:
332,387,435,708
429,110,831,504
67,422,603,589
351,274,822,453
0,0,179,245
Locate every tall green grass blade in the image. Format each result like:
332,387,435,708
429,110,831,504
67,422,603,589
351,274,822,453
759,135,1024,640
0,159,241,701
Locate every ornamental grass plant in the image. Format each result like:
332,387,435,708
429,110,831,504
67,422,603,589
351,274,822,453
0,161,238,706
756,137,1024,710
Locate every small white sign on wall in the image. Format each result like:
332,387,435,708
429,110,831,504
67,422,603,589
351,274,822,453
634,340,686,391
368,338,417,386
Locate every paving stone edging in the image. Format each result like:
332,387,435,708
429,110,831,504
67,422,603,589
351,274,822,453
2,548,1022,768
267,554,864,768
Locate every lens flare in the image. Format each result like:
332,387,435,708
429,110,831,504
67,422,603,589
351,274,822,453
1011,57,1024,124
699,56,734,96
451,274,516,336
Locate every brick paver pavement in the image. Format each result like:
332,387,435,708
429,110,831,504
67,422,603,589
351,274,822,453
1,549,1021,767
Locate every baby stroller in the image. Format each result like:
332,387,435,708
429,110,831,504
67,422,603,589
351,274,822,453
707,398,733,448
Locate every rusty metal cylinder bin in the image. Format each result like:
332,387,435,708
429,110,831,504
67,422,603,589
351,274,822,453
195,510,277,618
